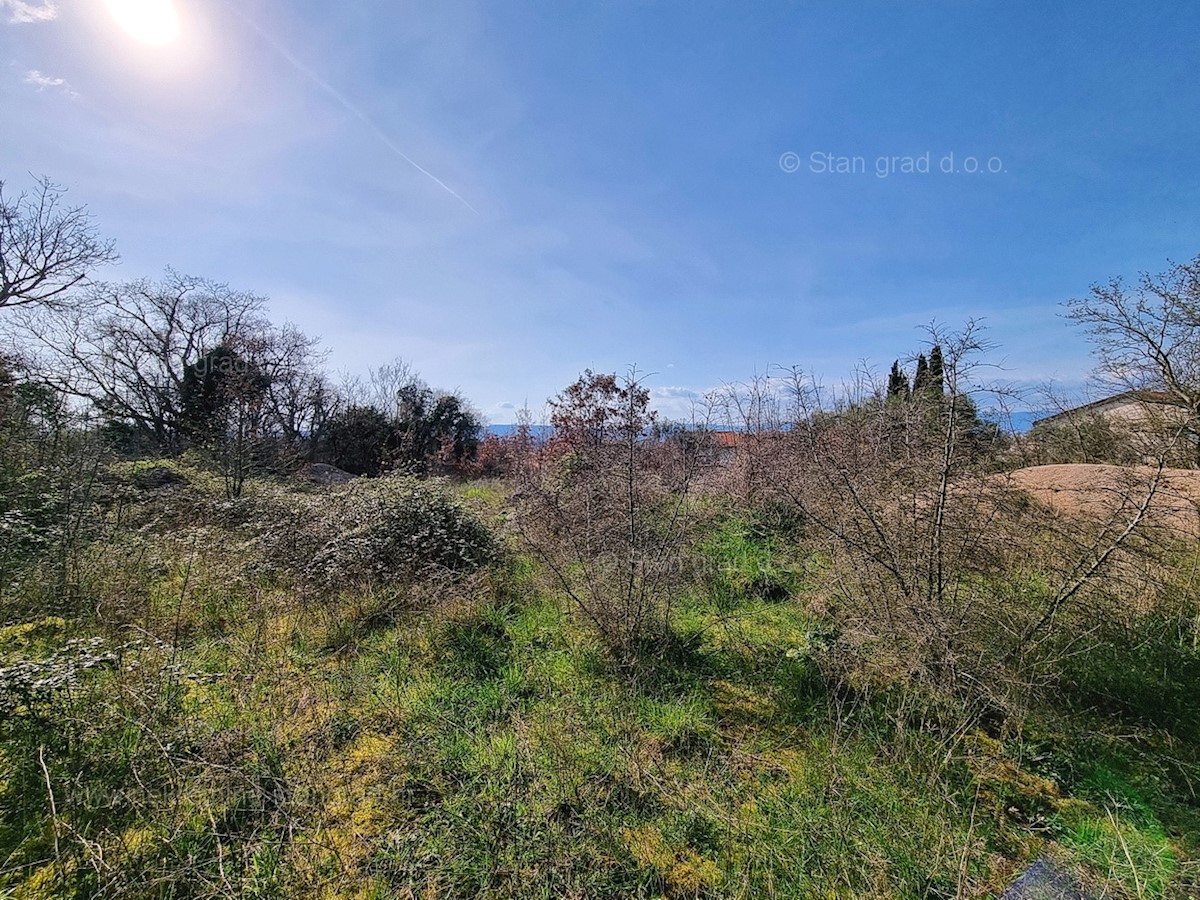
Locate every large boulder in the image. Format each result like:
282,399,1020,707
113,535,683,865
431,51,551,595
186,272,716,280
297,462,356,485
131,465,189,491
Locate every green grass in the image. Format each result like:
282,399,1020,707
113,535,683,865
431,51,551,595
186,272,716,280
2,486,1198,898
700,514,805,607
1055,765,1180,900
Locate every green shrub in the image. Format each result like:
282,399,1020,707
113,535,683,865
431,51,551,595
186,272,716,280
284,476,498,588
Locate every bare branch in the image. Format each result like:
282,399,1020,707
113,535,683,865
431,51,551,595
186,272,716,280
0,175,118,311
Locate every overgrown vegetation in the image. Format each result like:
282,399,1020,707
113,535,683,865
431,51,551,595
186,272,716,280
1,179,1198,897
3,461,1196,897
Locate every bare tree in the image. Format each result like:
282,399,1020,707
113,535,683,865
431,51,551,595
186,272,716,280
1067,254,1200,463
339,357,420,417
255,324,330,461
508,401,541,480
8,270,268,453
0,175,118,311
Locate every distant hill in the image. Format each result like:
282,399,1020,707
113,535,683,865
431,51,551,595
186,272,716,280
488,414,1050,439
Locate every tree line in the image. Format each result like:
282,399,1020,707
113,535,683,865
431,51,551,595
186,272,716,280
0,176,483,496
8,170,1200,492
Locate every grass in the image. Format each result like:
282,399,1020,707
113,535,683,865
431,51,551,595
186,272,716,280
1,481,1197,898
1053,765,1179,899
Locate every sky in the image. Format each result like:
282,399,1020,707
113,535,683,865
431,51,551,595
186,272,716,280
3,0,1199,422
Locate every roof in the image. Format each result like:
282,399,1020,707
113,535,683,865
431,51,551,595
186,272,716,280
710,431,741,448
1032,390,1180,427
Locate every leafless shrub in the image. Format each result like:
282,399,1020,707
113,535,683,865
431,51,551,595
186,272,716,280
0,362,110,612
702,369,799,506
515,369,706,660
744,323,1170,714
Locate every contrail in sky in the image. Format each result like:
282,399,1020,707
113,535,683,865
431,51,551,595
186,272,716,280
225,3,479,214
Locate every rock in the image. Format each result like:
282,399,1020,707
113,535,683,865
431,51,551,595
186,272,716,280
297,462,356,485
132,465,188,490
1001,857,1091,900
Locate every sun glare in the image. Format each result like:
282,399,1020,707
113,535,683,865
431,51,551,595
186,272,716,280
106,0,181,46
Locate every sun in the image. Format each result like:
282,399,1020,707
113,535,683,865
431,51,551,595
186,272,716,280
106,0,181,46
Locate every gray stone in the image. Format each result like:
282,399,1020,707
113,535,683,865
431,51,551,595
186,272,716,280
297,462,356,485
132,465,188,490
1001,857,1091,900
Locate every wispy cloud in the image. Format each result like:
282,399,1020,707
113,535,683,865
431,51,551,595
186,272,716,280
221,2,478,214
22,68,76,98
2,0,57,24
648,385,707,420
653,386,701,400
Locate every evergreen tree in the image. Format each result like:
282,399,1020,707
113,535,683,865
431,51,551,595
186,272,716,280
927,345,945,397
394,383,483,472
326,404,395,476
179,344,268,441
886,360,911,400
179,342,272,497
912,353,929,395
951,391,1004,458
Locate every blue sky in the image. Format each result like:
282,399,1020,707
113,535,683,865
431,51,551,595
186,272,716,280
3,0,1199,420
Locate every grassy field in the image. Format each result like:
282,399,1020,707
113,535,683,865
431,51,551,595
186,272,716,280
1,465,1197,898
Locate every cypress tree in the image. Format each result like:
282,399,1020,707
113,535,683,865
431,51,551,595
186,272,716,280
912,353,929,395
887,360,911,400
928,345,945,396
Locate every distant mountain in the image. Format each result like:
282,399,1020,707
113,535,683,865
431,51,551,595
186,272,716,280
982,410,1050,434
485,424,555,440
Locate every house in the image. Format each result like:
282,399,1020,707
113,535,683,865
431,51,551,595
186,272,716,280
1032,390,1187,430
690,430,743,466
1032,390,1196,465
